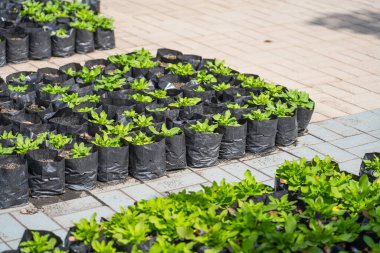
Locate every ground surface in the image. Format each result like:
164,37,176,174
0,0,380,248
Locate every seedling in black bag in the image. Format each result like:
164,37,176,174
363,155,380,177
41,84,70,94
243,109,272,121
51,28,69,38
206,59,234,76
108,65,131,76
44,0,60,14
89,111,114,125
92,240,116,253
70,20,96,32
8,84,28,93
213,110,240,126
0,130,16,140
226,103,248,109
49,133,72,150
71,213,100,245
70,143,91,158
94,75,126,91
168,97,201,108
61,93,100,108
147,89,169,99
131,58,158,68
241,76,266,89
77,107,95,113
93,16,114,30
130,78,152,91
129,93,153,103
278,89,315,110
34,11,56,22
195,70,217,84
125,132,154,145
267,101,296,117
263,83,284,96
122,109,138,118
149,124,182,137
133,115,154,128
92,133,122,147
189,119,218,133
247,93,272,106
0,144,14,155
15,134,46,155
193,86,206,92
19,231,57,253
105,123,134,137
166,62,195,76
11,73,27,83
64,68,77,77
212,83,231,91
20,0,44,16
77,66,102,83
146,107,168,112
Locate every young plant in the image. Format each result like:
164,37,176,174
130,78,152,91
168,97,201,108
41,84,70,94
146,107,168,112
19,231,56,253
94,75,126,91
243,109,272,121
125,132,154,145
122,109,138,118
15,134,45,154
194,86,206,92
64,68,77,77
212,83,231,91
267,101,296,117
241,76,266,89
279,89,315,110
0,144,15,155
92,241,116,253
195,70,217,84
130,58,158,68
133,115,154,128
8,84,28,93
89,111,114,125
92,133,122,147
129,93,153,103
93,16,114,30
69,20,96,32
147,90,168,99
34,12,56,22
51,28,69,38
11,73,27,82
263,83,284,96
206,59,234,75
49,133,72,149
71,213,100,244
0,130,16,140
166,63,195,76
105,123,134,137
78,66,102,83
363,155,380,177
213,110,240,126
226,103,249,109
77,107,95,113
149,124,182,137
189,119,218,133
70,143,91,158
247,93,272,106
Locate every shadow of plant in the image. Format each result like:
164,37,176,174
309,10,380,38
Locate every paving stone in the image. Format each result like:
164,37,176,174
0,214,25,242
310,142,358,162
12,212,61,231
243,152,298,170
169,183,212,194
95,190,135,211
146,172,207,193
260,166,278,179
121,184,162,201
372,108,380,116
330,133,378,149
288,146,325,161
307,124,343,141
347,141,380,157
337,111,380,132
369,129,380,139
52,229,68,242
263,179,275,188
196,167,240,183
317,119,362,137
54,206,114,228
0,242,10,251
339,159,362,175
42,196,103,217
5,240,19,250
219,162,271,182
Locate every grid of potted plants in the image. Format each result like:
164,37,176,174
0,0,115,66
0,48,315,209
8,156,380,253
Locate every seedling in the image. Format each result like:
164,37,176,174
78,66,102,84
0,131,16,140
130,78,152,91
19,231,56,253
146,107,168,112
147,90,168,99
122,109,138,118
189,119,218,133
247,92,272,106
49,133,72,149
195,70,217,84
129,93,153,103
212,83,231,91
92,241,116,253
34,12,56,22
168,97,201,107
166,62,195,76
8,84,28,93
133,115,154,128
243,109,272,121
363,155,380,177
51,28,69,38
93,16,114,30
105,123,134,137
94,75,126,91
263,83,284,96
77,107,95,113
125,132,154,145
213,110,240,126
267,100,296,117
226,103,249,109
70,143,91,158
193,86,206,92
278,89,314,110
89,111,114,125
64,68,77,77
15,134,46,154
41,84,70,94
149,124,182,137
0,144,14,155
241,76,266,89
11,73,27,82
71,213,100,244
92,133,122,147
61,93,99,108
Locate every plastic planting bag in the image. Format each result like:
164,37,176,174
185,128,222,168
5,30,28,63
97,145,129,182
95,28,115,50
359,152,380,182
75,29,94,54
27,149,65,197
218,123,247,160
276,114,298,146
0,35,5,66
246,118,278,153
27,27,51,60
179,103,203,120
297,105,314,135
65,150,98,190
52,28,75,57
129,138,166,180
165,134,187,170
0,155,29,209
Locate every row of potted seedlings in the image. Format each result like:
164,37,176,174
0,48,315,208
0,0,114,66
8,156,380,253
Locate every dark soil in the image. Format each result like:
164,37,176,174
163,54,177,60
173,82,185,89
59,150,70,159
27,104,46,112
1,163,19,170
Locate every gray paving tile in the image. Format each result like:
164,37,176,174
263,179,275,188
146,172,207,193
369,129,380,139
52,229,68,242
43,196,103,217
5,239,19,250
12,212,61,231
310,142,358,162
339,159,362,175
317,119,362,137
337,111,380,132
0,242,10,251
261,166,278,178
54,206,114,228
307,124,343,141
0,214,25,242
347,141,380,157
219,162,271,181
288,146,325,161
330,133,378,149
170,183,212,194
95,190,134,211
121,184,162,201
243,152,298,170
371,108,380,116
196,167,240,183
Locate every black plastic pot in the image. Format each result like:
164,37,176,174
297,105,314,135
156,48,182,64
49,114,88,135
20,123,52,139
75,29,94,54
95,28,115,50
129,138,166,180
177,54,202,70
8,111,41,132
185,127,222,168
27,27,51,60
37,67,67,84
0,155,29,209
5,31,28,63
217,123,247,160
82,0,100,13
0,35,6,66
177,103,203,120
246,118,278,153
52,28,75,57
65,149,98,190
9,90,36,106
165,134,187,170
276,114,298,146
97,145,129,182
27,149,65,198
25,99,54,122
359,152,380,182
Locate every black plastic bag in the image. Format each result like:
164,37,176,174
0,155,29,209
27,27,51,60
276,114,298,146
82,0,100,13
156,48,182,63
359,152,380,182
95,28,115,50
177,54,202,70
37,67,68,84
10,90,36,106
5,31,28,63
7,111,41,132
97,145,129,182
20,123,52,139
129,138,166,180
178,103,203,120
183,89,215,105
64,227,92,253
217,123,247,160
75,29,94,54
0,35,6,66
185,128,222,168
297,106,314,135
52,28,75,57
49,114,87,135
25,99,54,122
246,118,278,153
18,230,63,250
27,149,65,197
165,134,187,170
230,107,251,120
65,149,98,190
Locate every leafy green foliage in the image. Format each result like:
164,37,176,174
133,115,154,128
8,84,28,93
0,144,15,155
105,123,134,137
193,86,206,92
206,59,234,75
212,110,240,126
19,231,56,253
129,93,153,103
243,109,272,121
241,76,266,89
226,103,249,109
195,70,217,84
12,73,27,82
70,143,91,159
49,133,72,149
60,93,100,109
64,68,77,77
166,63,195,76
125,132,154,145
267,100,296,117
168,97,201,107
212,83,231,91
51,28,69,38
247,92,272,106
15,134,46,154
92,240,116,253
89,111,114,125
130,78,152,91
93,16,114,30
77,107,95,113
41,84,70,94
92,133,122,147
0,130,16,140
278,89,315,110
189,119,218,133
78,66,102,83
147,89,168,99
122,109,138,118
146,107,168,112
149,124,182,137
363,155,380,177
94,75,126,91
72,213,100,244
